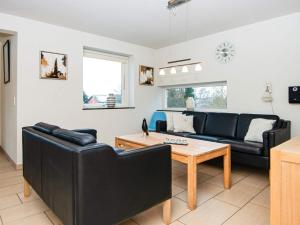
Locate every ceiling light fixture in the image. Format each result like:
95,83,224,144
159,61,203,74
194,63,202,71
159,69,166,75
182,66,189,73
170,67,177,74
158,0,204,76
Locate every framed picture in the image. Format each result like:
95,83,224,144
139,65,154,86
3,40,10,84
40,51,67,80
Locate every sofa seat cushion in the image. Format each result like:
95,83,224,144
52,129,96,146
219,139,264,155
187,134,222,142
33,122,60,134
165,131,194,137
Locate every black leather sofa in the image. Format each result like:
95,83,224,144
22,123,172,225
156,111,291,170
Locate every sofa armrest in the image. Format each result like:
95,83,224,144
75,144,171,225
72,129,97,139
263,121,291,157
156,120,167,132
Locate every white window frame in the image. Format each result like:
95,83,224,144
163,81,228,112
83,49,130,109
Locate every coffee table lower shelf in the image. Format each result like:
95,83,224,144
115,136,231,210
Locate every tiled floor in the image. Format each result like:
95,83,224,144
0,151,270,225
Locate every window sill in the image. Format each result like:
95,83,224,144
83,106,135,110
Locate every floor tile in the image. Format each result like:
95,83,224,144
18,190,40,203
172,184,185,196
119,219,138,225
0,165,15,174
179,198,239,225
133,198,190,225
0,199,48,223
172,167,186,180
170,221,184,225
0,171,22,180
0,176,23,189
45,210,63,225
223,203,269,225
198,164,223,176
5,213,53,225
251,187,270,208
206,171,248,187
215,182,261,207
0,195,21,210
176,181,223,205
172,172,212,189
0,184,23,198
239,173,269,190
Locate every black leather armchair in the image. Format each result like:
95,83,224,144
22,123,172,225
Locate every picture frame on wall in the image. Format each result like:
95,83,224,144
139,65,154,86
40,51,67,80
3,40,10,84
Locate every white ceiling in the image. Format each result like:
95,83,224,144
0,0,299,48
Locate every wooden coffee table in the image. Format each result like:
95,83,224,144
115,132,231,210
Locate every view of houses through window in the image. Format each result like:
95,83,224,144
83,49,129,108
165,82,227,110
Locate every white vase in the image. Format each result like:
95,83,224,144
106,93,116,108
186,97,195,111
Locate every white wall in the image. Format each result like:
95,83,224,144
0,34,18,162
156,13,300,137
0,13,163,165
0,11,300,165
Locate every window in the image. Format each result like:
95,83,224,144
165,82,227,110
83,49,129,108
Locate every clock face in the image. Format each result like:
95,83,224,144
216,42,235,63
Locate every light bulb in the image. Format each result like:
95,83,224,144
159,69,166,75
170,67,177,74
182,66,189,73
195,63,202,71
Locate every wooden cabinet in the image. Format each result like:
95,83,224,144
270,136,300,225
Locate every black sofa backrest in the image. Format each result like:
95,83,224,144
203,112,239,138
236,114,279,140
22,126,103,225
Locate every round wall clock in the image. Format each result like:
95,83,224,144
216,42,236,63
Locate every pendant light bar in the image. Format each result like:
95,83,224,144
167,0,191,9
168,58,191,64
159,61,203,70
159,62,203,75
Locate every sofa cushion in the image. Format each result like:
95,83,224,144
52,129,96,146
244,118,276,142
173,113,195,133
203,113,239,138
187,134,222,142
219,139,264,155
236,114,279,140
33,122,60,134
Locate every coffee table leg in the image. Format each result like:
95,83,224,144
223,145,231,189
187,156,197,210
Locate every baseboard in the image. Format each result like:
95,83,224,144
0,147,23,170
